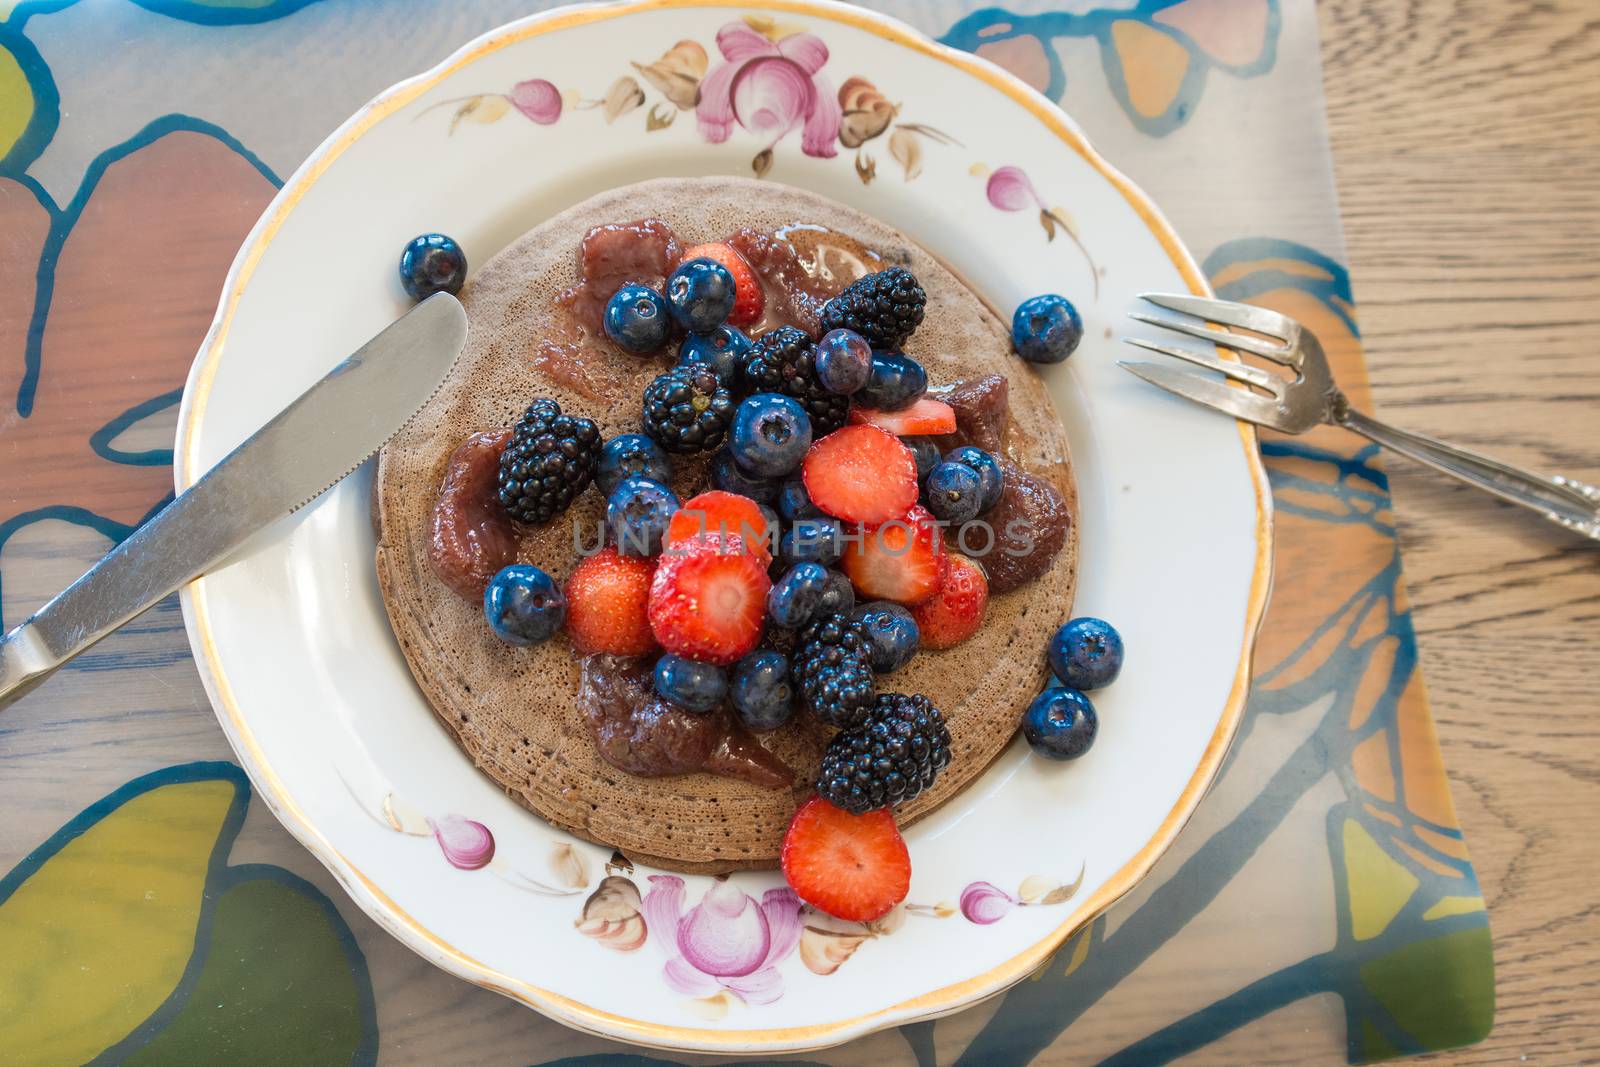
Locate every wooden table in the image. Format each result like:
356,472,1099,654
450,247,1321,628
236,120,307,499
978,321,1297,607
1318,1,1600,1062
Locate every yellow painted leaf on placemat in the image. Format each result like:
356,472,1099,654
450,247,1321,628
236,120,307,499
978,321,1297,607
1110,21,1190,120
1343,819,1418,941
1422,895,1484,922
0,779,236,1065
1064,926,1093,975
0,41,33,164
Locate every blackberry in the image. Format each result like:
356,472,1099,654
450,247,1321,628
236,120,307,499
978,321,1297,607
816,693,951,814
641,364,736,454
819,267,926,350
496,398,601,523
792,612,876,728
741,326,851,436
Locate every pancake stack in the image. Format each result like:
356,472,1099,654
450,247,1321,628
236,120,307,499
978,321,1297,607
374,178,1077,872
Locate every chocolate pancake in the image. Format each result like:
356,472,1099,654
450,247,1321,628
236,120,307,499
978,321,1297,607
374,178,1077,872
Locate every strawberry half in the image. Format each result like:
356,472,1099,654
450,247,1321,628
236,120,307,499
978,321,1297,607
564,547,658,655
648,535,771,666
911,553,989,649
781,796,911,923
802,424,919,526
680,241,764,327
666,490,774,564
840,504,947,606
848,397,957,436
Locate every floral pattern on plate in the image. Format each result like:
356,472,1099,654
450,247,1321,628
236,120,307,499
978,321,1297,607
415,15,1098,294
568,857,1085,1015
344,784,588,896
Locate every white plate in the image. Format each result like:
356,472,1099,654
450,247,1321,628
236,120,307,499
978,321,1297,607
175,0,1271,1053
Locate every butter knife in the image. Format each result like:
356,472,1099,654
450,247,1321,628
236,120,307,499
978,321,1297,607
0,292,468,711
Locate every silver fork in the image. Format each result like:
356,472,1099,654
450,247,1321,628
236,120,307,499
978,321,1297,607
1120,293,1600,541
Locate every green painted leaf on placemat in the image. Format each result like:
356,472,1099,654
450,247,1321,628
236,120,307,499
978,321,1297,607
1355,926,1494,1061
120,873,371,1066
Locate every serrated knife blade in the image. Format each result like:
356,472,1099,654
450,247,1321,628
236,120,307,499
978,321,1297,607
0,292,468,711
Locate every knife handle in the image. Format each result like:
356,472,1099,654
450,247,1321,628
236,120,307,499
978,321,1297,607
0,488,206,712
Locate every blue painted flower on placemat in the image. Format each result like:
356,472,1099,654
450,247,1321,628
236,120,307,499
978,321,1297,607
939,0,1283,137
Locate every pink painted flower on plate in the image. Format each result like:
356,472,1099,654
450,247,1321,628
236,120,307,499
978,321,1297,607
642,875,804,1004
958,880,1017,924
509,78,563,125
428,815,496,870
696,22,841,159
986,165,1044,212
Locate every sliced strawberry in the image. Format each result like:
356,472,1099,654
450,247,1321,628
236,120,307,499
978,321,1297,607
564,547,658,655
840,504,947,606
680,241,764,327
911,553,989,649
848,397,957,436
781,796,910,923
666,490,773,564
648,537,771,665
802,425,918,526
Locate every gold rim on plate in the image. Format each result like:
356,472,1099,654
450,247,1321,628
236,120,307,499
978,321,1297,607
175,0,1274,1051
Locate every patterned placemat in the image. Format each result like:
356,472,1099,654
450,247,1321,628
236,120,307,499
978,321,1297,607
0,1,1493,1063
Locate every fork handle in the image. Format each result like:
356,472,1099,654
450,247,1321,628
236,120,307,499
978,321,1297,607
1337,407,1600,540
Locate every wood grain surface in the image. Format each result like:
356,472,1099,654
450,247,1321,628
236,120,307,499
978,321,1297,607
1318,1,1600,1064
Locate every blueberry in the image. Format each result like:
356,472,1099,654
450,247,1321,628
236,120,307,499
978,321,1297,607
817,569,855,617
654,653,728,713
665,257,737,333
604,284,671,353
780,516,844,567
945,445,1004,512
815,328,873,394
679,324,752,383
850,600,919,673
1048,617,1124,690
857,351,927,411
606,476,679,556
776,477,822,521
768,562,829,628
482,564,565,646
731,393,813,478
709,448,779,504
597,433,672,497
399,233,467,301
731,651,795,731
903,436,942,482
1022,687,1098,760
924,461,984,524
1012,294,1083,364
